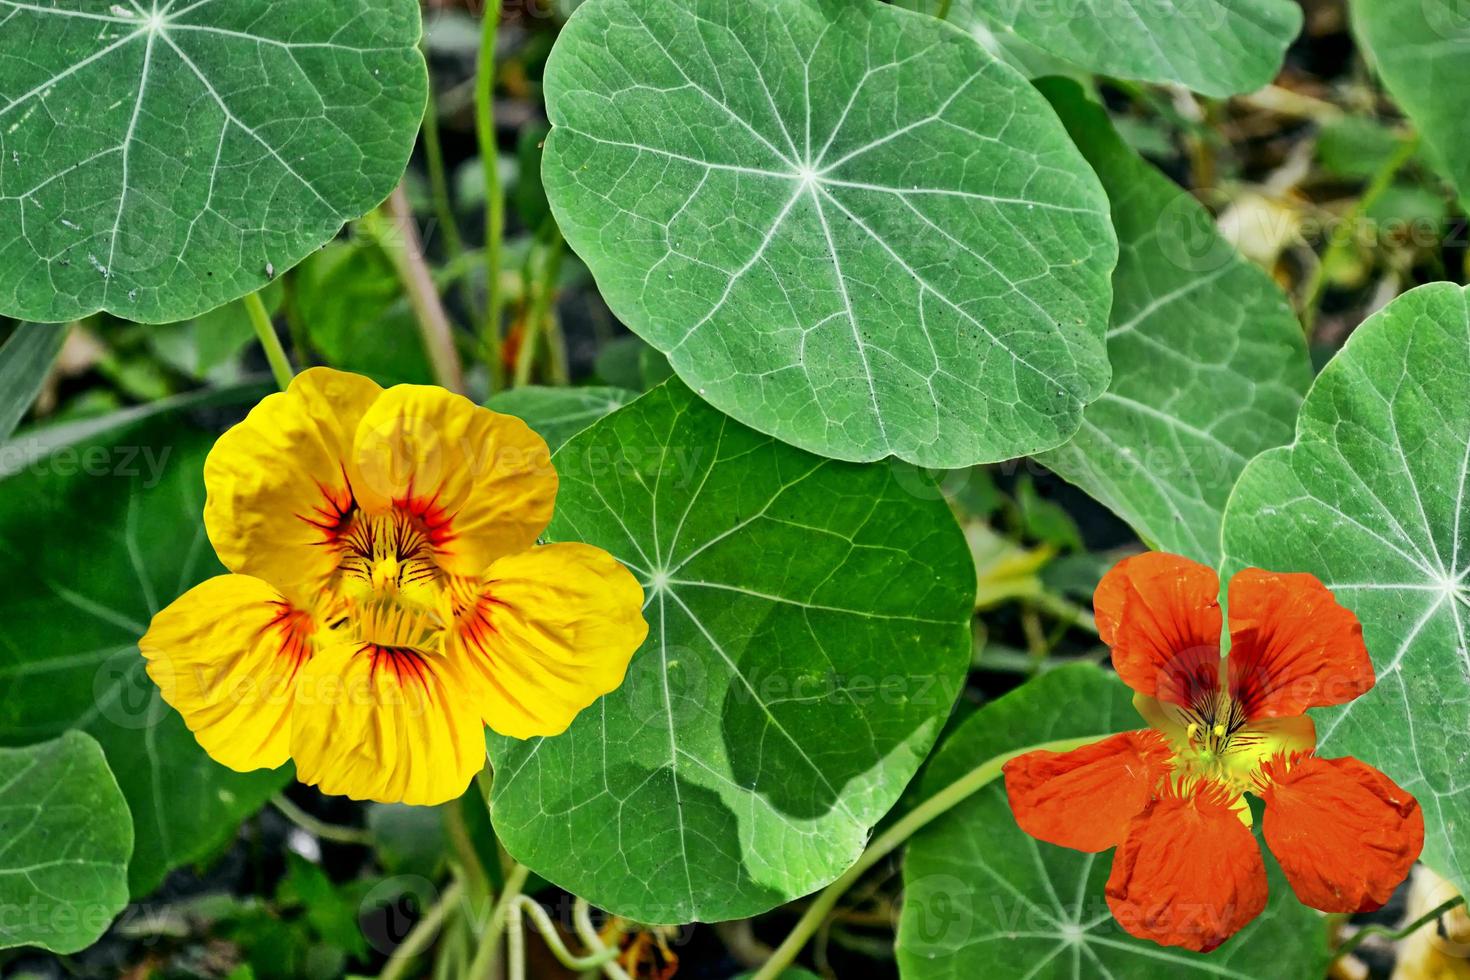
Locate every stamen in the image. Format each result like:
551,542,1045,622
331,508,443,598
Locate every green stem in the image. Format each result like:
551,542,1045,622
443,802,490,909
508,896,622,980
750,734,1100,980
378,876,465,980
270,794,373,846
574,898,632,980
1300,132,1419,334
244,290,293,391
375,187,466,393
477,0,507,390
1332,895,1465,963
513,227,565,388
1031,592,1099,636
936,0,953,20
420,68,465,265
466,861,530,979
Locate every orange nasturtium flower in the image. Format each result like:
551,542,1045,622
139,368,648,805
1004,552,1423,952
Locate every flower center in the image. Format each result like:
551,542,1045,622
310,507,457,662
333,509,443,609
1158,692,1259,792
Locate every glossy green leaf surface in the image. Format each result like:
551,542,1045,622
1351,1,1470,208
485,385,637,451
0,323,69,441
1035,81,1310,566
0,0,427,323
543,0,1115,467
1223,282,1470,898
0,731,132,953
489,380,975,922
897,664,1328,979
0,386,290,895
931,0,1301,97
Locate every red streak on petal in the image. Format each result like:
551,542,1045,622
366,644,434,693
297,463,359,542
456,593,510,658
395,490,457,551
259,601,315,681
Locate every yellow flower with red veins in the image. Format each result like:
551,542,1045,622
1004,552,1423,953
139,368,648,806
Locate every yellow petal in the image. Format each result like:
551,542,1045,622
1227,713,1318,783
351,385,556,577
289,640,485,805
204,368,382,603
448,543,648,739
140,574,310,772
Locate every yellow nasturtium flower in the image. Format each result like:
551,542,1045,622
140,368,648,805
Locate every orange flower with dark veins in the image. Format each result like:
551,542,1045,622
1003,553,1423,952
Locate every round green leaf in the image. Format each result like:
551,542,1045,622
1034,80,1310,566
1352,1,1470,210
1223,282,1470,899
930,0,1301,98
488,380,975,922
485,385,637,452
898,664,1328,979
0,731,132,953
0,0,428,323
543,0,1115,467
0,386,291,895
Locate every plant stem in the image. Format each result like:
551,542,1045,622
574,898,633,980
466,861,530,979
444,803,491,918
378,876,465,980
270,794,373,846
477,0,507,391
936,0,953,20
377,186,466,393
513,226,565,388
1300,132,1419,335
1332,895,1465,963
244,290,293,391
750,733,1100,980
508,895,623,980
421,69,465,265
1032,592,1099,636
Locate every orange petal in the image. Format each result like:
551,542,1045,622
1003,730,1173,852
1227,569,1374,719
1259,755,1423,913
1094,552,1222,709
1106,782,1268,952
